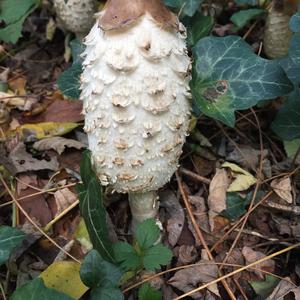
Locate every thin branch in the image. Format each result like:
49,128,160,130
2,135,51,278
0,175,80,263
176,172,237,300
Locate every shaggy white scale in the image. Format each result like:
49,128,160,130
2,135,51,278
81,7,191,224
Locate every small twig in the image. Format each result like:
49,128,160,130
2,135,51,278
220,109,264,271
44,200,79,232
176,172,237,300
0,175,80,263
0,182,78,208
123,261,295,293
179,168,211,185
0,282,7,300
174,242,300,299
263,200,300,215
210,191,273,252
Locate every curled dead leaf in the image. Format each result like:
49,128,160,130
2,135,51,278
242,246,275,279
169,259,219,299
208,168,229,231
271,177,293,204
33,136,85,155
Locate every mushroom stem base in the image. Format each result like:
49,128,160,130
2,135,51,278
128,191,159,226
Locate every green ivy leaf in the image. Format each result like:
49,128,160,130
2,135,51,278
70,39,85,64
163,0,204,17
279,7,300,86
135,219,160,250
57,39,85,99
138,283,162,300
57,62,82,100
112,242,142,271
230,8,266,29
11,278,73,300
143,244,172,271
221,193,251,221
90,287,124,300
0,0,38,43
77,151,114,263
284,139,300,159
187,13,214,47
0,226,26,266
235,0,259,5
289,6,300,33
272,89,300,140
80,250,123,289
191,36,293,126
250,275,279,298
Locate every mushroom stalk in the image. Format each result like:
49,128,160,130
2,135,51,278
129,192,159,226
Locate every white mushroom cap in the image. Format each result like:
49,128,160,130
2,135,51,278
54,0,97,37
81,1,191,194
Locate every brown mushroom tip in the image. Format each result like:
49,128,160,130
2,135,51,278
98,0,179,31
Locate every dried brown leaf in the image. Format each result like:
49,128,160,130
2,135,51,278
169,259,219,299
33,137,85,155
208,168,229,231
242,246,275,279
271,177,293,204
160,190,185,247
267,278,300,300
53,188,78,216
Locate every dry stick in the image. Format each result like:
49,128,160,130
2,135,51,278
123,261,295,293
179,168,211,185
220,109,264,272
263,166,300,184
0,175,80,264
0,282,7,300
174,242,300,299
0,182,78,208
44,199,79,232
235,111,285,159
210,190,273,252
176,172,237,300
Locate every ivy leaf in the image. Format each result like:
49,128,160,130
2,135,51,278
279,7,300,86
135,219,160,250
250,275,279,298
91,287,124,300
11,278,73,300
143,244,172,271
80,250,123,289
112,242,142,271
191,36,293,126
0,226,26,266
187,12,214,47
77,151,114,263
57,62,82,99
163,0,204,17
58,39,85,99
235,0,259,5
138,283,162,300
289,6,300,33
0,0,38,43
221,193,251,221
272,89,300,140
70,39,85,64
230,8,266,29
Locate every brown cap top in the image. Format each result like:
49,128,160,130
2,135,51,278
98,0,178,31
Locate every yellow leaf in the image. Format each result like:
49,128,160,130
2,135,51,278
40,261,88,300
188,116,198,132
222,162,257,192
75,219,93,253
6,122,79,141
46,18,57,41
